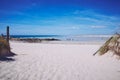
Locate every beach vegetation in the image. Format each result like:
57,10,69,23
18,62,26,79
93,34,120,57
0,36,10,56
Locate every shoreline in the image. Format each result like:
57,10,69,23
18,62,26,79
10,38,105,45
10,40,105,45
9,34,110,43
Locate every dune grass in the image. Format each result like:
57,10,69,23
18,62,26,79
93,34,120,57
0,36,10,56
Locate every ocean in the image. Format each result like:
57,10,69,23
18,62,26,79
10,35,112,42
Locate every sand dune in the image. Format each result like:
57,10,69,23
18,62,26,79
0,42,120,80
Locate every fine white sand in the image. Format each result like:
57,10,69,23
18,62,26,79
0,41,120,80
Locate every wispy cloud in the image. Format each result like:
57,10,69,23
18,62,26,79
91,25,107,29
0,9,120,35
73,10,120,22
73,10,120,27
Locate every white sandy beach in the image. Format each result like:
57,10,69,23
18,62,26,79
0,41,120,80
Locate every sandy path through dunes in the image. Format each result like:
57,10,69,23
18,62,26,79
0,42,120,80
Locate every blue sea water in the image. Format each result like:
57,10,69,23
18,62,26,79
10,35,111,42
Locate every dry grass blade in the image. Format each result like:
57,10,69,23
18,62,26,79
93,34,120,57
0,36,10,56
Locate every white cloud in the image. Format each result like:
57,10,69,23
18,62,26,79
91,26,107,29
73,9,120,23
71,26,80,29
72,9,120,30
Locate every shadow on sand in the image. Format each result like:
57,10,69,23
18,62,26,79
0,52,16,62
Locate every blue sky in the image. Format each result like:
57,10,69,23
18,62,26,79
0,0,120,35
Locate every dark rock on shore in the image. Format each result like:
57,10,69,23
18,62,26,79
10,38,60,43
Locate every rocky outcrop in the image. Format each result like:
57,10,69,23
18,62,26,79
10,38,60,43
